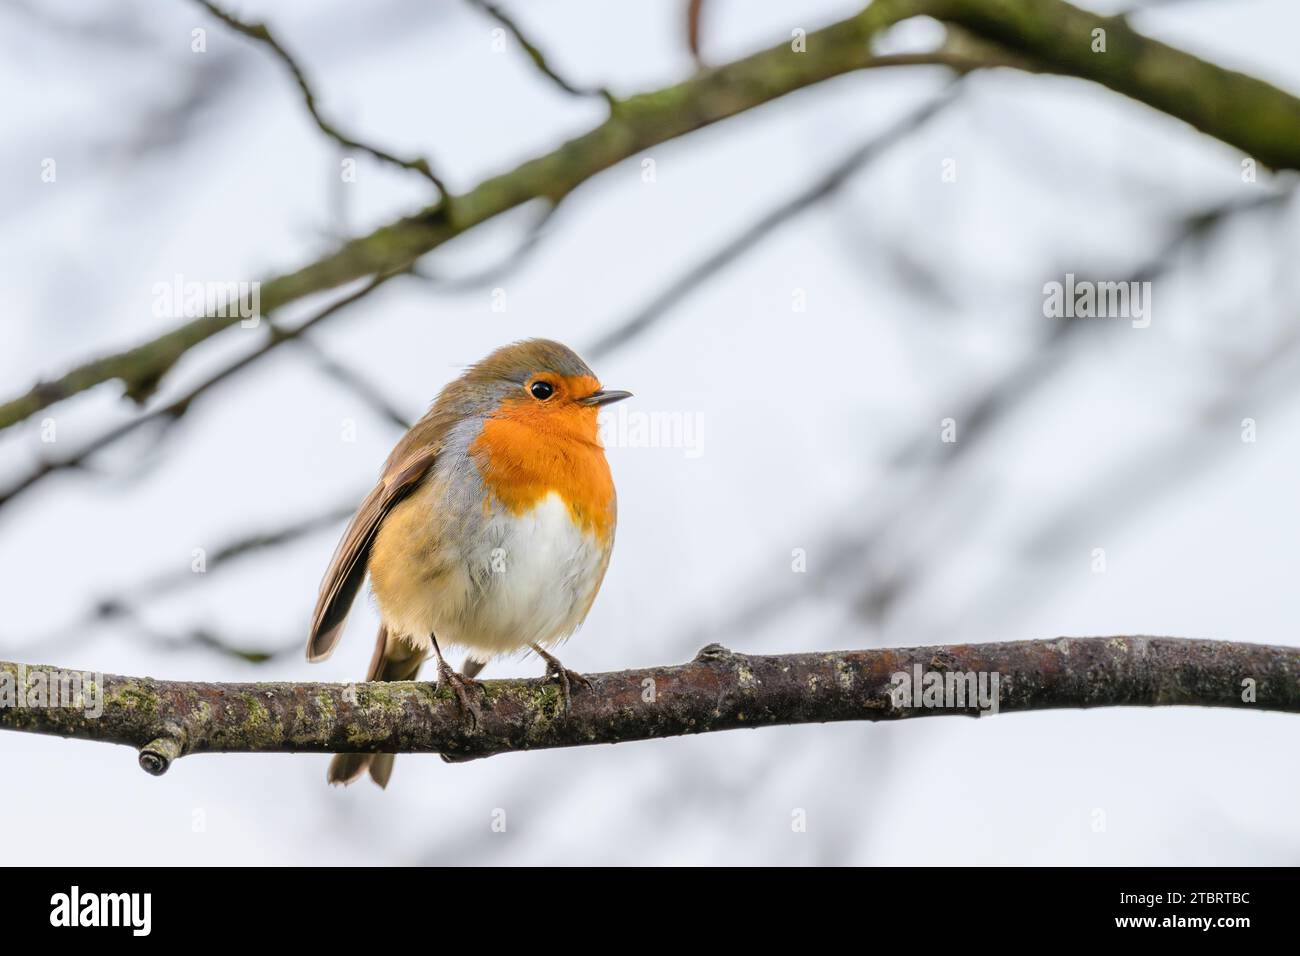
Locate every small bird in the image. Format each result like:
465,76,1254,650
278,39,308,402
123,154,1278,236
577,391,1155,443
307,339,630,787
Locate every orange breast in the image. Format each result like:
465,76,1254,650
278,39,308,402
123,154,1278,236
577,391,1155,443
469,401,616,543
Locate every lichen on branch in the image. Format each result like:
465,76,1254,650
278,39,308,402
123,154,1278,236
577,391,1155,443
1,636,1295,776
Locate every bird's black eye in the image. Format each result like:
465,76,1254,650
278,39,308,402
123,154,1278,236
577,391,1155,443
529,380,555,401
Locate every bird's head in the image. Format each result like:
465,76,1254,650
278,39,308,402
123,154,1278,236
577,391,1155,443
463,339,631,440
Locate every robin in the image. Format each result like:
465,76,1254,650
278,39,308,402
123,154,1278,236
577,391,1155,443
306,339,630,787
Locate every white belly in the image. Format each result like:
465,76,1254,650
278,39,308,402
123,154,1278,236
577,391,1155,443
378,491,608,662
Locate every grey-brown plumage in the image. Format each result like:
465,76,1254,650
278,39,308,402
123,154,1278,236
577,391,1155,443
309,339,627,788
308,340,597,664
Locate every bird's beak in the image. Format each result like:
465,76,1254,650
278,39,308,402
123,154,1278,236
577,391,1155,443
578,389,633,407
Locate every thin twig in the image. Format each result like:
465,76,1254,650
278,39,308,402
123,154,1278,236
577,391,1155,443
292,338,414,431
12,0,1295,431
193,0,451,197
586,84,962,360
466,0,616,106
686,0,706,67
0,272,404,514
0,193,566,513
409,198,561,289
1,501,362,662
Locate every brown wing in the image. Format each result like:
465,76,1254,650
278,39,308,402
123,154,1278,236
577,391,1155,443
306,446,440,662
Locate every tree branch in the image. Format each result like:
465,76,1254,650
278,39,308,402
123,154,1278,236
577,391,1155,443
465,0,616,106
0,271,404,513
586,82,961,360
192,0,451,196
926,0,1300,170
2,637,1293,775
0,194,564,512
8,0,1299,431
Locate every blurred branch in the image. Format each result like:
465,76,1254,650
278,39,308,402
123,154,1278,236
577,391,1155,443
9,0,1298,431
192,0,451,197
704,185,1295,639
1,0,153,47
2,502,359,662
0,193,563,512
855,190,1298,616
466,0,616,106
1023,319,1300,559
926,0,1300,167
409,196,561,289
0,272,403,514
292,338,414,430
98,602,300,665
686,0,706,67
4,196,562,653
2,637,1294,774
930,320,1300,644
106,504,358,608
587,83,961,360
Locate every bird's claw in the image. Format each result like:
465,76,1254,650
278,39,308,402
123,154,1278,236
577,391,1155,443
436,658,484,729
541,660,592,715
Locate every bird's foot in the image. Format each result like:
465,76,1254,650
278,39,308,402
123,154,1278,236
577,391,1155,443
436,657,484,729
531,644,592,715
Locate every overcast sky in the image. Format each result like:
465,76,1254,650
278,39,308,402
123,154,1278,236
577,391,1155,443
2,0,1298,864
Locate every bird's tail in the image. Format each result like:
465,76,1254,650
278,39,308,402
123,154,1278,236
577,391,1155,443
327,626,426,788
